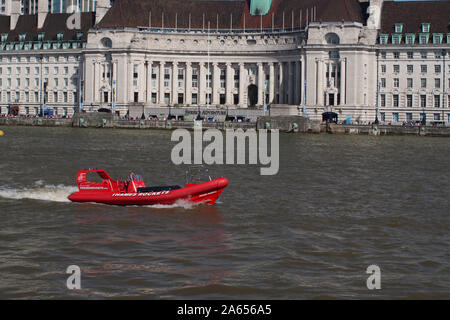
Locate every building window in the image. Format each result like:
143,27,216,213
380,112,385,122
407,65,413,73
206,69,212,88
151,67,158,87
379,34,388,45
192,68,198,88
407,95,413,107
164,93,170,104
164,68,170,87
63,92,68,103
435,51,441,59
406,113,413,121
434,95,440,108
421,52,427,59
381,65,386,73
392,35,401,45
395,24,403,33
53,92,58,103
432,34,443,44
234,68,239,88
435,65,441,74
393,95,399,107
178,93,184,104
393,112,399,122
381,78,386,88
151,92,157,103
435,78,440,88
393,65,400,73
220,68,226,88
381,94,386,107
419,34,429,45
407,78,413,88
421,65,427,73
381,52,386,59
192,93,198,104
134,92,139,103
178,68,184,88
421,23,430,33
406,36,415,46
393,78,399,88
393,52,400,59
421,95,427,108
434,113,440,120
421,78,427,88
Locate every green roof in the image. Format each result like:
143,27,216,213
250,0,272,16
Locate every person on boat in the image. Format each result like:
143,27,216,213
129,171,143,181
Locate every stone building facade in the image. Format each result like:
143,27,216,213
0,0,449,123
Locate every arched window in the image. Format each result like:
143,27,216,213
325,33,340,45
101,37,112,48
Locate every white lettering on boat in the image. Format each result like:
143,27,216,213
112,191,170,197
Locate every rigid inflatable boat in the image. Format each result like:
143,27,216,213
68,170,228,206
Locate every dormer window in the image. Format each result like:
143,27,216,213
76,32,83,40
18,33,26,41
379,34,388,45
395,24,403,33
447,34,450,44
419,33,429,44
37,33,45,41
432,33,443,44
421,23,430,33
57,32,64,41
392,34,402,45
1,33,7,42
405,34,415,45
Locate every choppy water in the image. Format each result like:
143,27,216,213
0,126,449,299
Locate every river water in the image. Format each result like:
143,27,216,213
0,126,448,299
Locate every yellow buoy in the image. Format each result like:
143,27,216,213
0,130,4,136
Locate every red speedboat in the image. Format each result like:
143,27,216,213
68,170,228,206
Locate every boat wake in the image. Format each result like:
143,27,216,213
143,199,203,210
0,181,77,203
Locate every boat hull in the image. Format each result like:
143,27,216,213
68,177,228,206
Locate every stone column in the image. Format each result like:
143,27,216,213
340,58,346,106
239,62,246,107
226,62,233,105
295,60,301,105
159,61,165,104
96,61,102,103
278,62,284,104
301,58,305,105
199,62,206,105
138,62,145,103
288,62,294,105
185,62,192,105
112,60,118,105
91,61,97,103
212,62,220,105
146,60,152,103
269,62,275,104
257,62,264,106
172,61,178,105
317,59,324,106
128,61,133,104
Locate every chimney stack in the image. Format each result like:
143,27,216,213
10,0,21,31
38,0,50,29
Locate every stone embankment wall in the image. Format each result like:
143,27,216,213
1,114,449,136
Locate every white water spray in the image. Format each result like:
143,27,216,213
0,181,77,203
